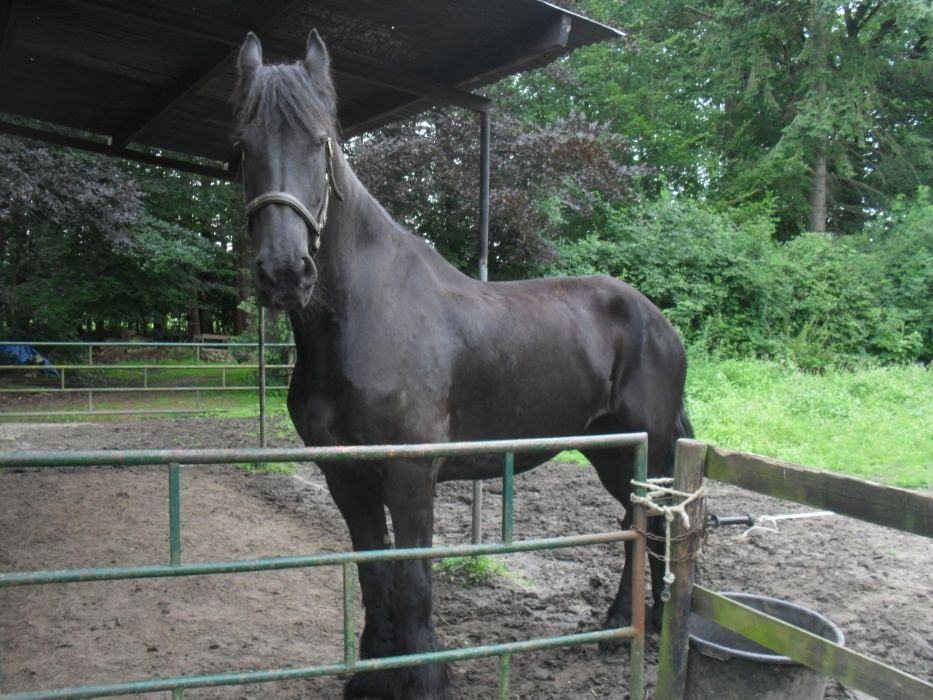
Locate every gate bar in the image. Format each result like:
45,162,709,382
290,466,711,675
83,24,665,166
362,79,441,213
628,441,648,700
168,463,181,566
343,562,356,666
1,433,648,699
0,531,636,588
502,452,514,544
0,433,648,469
257,304,267,449
0,627,636,700
498,653,511,700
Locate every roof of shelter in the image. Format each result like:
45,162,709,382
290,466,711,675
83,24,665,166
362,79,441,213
0,0,620,178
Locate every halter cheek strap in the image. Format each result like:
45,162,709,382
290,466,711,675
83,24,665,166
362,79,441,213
242,137,344,254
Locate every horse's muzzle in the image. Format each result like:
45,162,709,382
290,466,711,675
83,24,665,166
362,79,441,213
253,255,317,310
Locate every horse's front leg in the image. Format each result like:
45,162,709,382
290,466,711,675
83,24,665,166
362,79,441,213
382,459,449,699
320,466,394,663
338,459,449,700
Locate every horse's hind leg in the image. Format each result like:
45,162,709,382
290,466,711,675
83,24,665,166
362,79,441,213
582,444,640,651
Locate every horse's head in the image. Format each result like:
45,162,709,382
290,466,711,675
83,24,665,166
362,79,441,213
234,31,341,310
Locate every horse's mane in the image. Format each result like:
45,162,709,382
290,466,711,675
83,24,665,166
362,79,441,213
234,62,338,139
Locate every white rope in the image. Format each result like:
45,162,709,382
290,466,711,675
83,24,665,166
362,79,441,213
630,478,706,596
740,510,834,538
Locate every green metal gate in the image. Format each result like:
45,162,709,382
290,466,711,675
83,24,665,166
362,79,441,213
0,434,649,699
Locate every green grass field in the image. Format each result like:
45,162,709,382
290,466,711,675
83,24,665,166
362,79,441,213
559,355,931,489
685,355,931,488
96,359,933,488
5,353,929,488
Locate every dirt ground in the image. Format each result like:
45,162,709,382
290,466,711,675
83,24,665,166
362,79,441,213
1,418,930,699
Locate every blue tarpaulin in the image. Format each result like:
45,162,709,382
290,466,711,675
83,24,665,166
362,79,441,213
0,345,60,377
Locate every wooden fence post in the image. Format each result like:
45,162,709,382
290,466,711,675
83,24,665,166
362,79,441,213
656,439,708,700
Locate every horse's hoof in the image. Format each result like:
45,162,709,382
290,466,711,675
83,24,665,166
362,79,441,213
344,672,392,699
344,666,451,700
598,637,630,662
598,613,633,657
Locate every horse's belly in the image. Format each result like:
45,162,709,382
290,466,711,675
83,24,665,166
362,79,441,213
437,451,557,482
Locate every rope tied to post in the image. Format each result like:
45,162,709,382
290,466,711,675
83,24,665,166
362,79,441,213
630,477,707,601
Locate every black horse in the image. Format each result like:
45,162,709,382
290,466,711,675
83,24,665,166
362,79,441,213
234,31,692,700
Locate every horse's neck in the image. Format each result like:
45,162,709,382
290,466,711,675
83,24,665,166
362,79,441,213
317,158,405,290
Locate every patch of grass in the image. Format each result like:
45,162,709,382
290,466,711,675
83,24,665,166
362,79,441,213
434,555,509,586
554,450,589,466
552,355,931,489
240,461,299,476
686,354,932,489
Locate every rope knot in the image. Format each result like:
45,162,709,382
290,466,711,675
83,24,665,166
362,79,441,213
630,477,706,602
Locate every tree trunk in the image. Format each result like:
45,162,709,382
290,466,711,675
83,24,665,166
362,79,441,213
808,0,829,233
809,150,827,232
188,284,201,339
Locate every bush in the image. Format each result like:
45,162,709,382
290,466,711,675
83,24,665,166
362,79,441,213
545,189,932,368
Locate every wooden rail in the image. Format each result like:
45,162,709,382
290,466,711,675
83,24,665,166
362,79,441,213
656,442,933,700
705,445,932,537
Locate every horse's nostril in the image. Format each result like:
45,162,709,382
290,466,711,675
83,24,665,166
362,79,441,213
256,260,275,288
301,255,317,281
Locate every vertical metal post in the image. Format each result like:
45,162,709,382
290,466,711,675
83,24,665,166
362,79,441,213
258,304,267,449
143,367,148,389
498,652,512,699
60,368,65,392
471,107,491,546
501,451,514,544
172,687,184,700
478,108,490,282
656,440,708,700
629,441,648,700
343,562,356,667
168,463,181,567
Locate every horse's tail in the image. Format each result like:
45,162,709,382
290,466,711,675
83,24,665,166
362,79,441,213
662,402,694,478
675,402,694,440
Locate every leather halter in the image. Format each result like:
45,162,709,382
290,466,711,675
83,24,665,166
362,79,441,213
243,137,344,253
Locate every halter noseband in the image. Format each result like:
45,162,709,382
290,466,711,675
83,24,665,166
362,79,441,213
242,137,344,253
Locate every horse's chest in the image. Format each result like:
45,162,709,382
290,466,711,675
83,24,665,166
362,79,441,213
292,359,448,446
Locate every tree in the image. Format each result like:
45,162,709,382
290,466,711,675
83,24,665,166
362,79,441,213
0,135,238,339
349,107,635,279
129,163,246,336
524,0,933,236
0,135,142,336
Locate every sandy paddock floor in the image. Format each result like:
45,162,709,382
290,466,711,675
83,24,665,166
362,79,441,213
1,418,930,698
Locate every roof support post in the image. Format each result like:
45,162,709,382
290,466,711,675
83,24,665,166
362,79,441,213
478,108,491,284
471,106,491,545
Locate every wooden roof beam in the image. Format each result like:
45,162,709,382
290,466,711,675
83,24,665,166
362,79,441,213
0,118,232,179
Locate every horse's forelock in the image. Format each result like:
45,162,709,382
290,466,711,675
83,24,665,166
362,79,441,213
234,63,338,139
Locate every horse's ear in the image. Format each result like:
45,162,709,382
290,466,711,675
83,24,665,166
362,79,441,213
303,29,331,80
238,32,263,78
